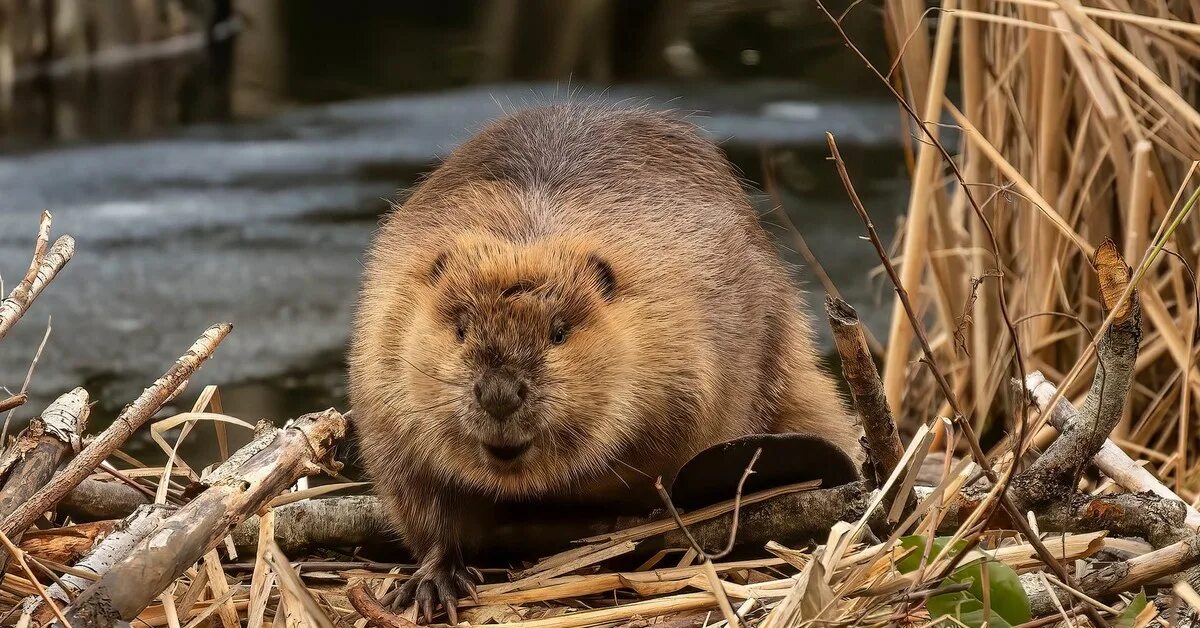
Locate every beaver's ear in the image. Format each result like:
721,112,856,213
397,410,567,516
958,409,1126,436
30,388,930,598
587,254,617,301
427,251,449,285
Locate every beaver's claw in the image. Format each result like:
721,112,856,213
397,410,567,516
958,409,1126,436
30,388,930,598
393,561,482,625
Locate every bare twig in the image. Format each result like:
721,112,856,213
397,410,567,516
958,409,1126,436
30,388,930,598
0,394,27,413
653,448,762,562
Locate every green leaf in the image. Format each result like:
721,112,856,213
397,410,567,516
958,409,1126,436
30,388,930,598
926,559,1031,627
896,535,967,574
1116,590,1149,627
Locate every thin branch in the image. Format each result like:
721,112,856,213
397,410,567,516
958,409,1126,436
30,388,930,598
347,580,417,628
0,394,27,414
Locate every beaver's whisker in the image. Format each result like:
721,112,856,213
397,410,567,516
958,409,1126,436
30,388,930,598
395,355,462,387
605,462,631,489
613,458,652,479
384,395,465,418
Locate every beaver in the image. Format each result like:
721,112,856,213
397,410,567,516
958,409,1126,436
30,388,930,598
349,104,862,623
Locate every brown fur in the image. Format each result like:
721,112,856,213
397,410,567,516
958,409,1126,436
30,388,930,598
349,104,862,616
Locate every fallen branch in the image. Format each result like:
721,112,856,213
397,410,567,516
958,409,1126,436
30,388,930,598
1,323,232,540
231,481,877,557
55,408,347,626
0,389,89,575
0,213,74,342
58,478,151,522
347,580,418,628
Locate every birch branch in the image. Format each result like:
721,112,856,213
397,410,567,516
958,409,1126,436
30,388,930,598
0,213,74,342
0,389,89,576
1,323,232,539
56,408,347,627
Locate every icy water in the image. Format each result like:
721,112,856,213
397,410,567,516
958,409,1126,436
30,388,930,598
0,2,908,464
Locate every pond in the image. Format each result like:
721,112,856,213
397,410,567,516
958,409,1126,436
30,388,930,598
0,1,908,465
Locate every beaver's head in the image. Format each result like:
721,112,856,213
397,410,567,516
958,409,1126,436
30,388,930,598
393,231,637,497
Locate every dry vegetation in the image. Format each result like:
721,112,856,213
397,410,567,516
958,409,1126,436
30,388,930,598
2,0,1200,626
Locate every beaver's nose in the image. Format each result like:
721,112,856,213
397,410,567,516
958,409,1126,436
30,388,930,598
474,371,527,420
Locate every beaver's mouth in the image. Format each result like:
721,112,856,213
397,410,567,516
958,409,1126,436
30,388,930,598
483,440,532,462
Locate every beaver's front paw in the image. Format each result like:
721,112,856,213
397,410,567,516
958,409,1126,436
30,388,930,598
392,559,482,624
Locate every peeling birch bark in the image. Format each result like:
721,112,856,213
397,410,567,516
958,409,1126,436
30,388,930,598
0,389,89,576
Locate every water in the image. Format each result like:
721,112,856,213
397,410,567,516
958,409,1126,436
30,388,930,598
0,1,908,464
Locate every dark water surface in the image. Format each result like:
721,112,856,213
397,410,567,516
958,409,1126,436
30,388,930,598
0,1,907,465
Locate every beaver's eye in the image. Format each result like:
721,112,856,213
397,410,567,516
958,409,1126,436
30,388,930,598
550,324,568,345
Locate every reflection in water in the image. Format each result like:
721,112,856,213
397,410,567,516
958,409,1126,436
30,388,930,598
1,0,887,149
0,1,903,466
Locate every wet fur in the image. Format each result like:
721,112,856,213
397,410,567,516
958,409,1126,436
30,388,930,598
349,104,862,615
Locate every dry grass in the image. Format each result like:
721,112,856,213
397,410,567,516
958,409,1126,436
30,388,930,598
877,0,1200,489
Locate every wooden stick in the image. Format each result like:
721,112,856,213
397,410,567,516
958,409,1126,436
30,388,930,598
62,409,346,625
23,505,177,626
1,324,232,539
826,297,904,484
0,395,27,414
347,580,418,628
